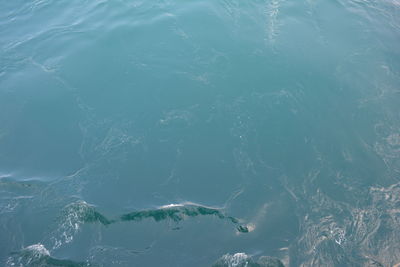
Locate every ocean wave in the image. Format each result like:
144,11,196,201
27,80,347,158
6,243,90,267
51,200,249,246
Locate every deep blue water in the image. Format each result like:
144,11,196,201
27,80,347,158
1,0,399,266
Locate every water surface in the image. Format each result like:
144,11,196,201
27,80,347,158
1,0,399,266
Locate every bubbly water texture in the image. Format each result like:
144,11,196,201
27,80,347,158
1,0,399,266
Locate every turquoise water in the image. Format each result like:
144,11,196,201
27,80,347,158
1,0,399,266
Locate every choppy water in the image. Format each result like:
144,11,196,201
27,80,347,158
1,0,399,266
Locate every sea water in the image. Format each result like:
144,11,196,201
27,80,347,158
0,0,399,266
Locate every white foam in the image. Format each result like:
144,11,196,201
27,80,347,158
24,243,50,257
160,203,184,209
220,253,250,267
0,172,12,179
51,200,93,249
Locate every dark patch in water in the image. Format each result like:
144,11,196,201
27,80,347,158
236,225,249,233
62,201,115,226
77,207,114,226
63,201,248,233
121,204,226,222
120,204,247,231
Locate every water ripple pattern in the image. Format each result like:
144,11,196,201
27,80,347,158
0,0,399,266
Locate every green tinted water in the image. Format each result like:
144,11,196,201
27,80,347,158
1,0,399,266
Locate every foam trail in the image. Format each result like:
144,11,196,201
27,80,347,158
6,244,90,267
